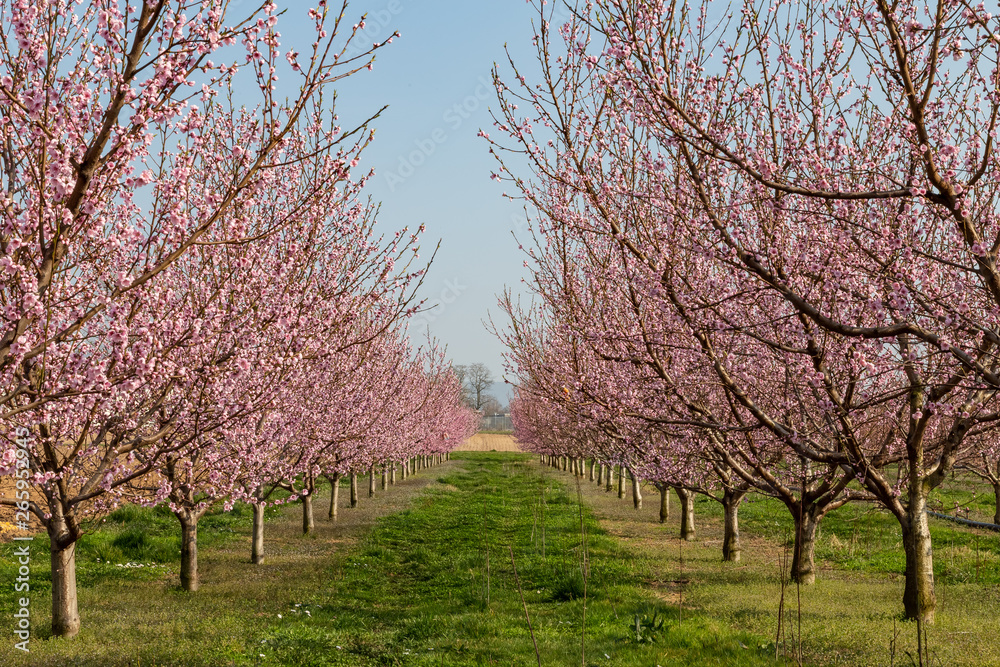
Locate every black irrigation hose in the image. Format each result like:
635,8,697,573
926,510,1000,533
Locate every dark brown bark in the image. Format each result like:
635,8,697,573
993,482,1000,525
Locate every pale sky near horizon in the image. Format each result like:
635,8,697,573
278,1,552,401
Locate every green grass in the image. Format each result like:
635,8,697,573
252,452,782,666
722,474,1000,586
618,471,1000,667
1,456,997,666
0,456,781,666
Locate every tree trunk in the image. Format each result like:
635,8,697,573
48,528,80,638
589,459,596,482
676,487,695,541
381,465,388,491
629,467,642,509
658,484,670,523
722,489,746,562
993,482,1000,525
178,513,200,592
790,505,820,585
606,464,614,492
617,466,626,499
902,490,936,623
391,465,396,485
350,473,358,508
302,492,315,534
368,467,376,498
252,502,266,564
328,474,341,521
596,462,603,486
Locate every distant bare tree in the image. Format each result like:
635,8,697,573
465,363,495,410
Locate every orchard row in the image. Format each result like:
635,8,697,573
0,1,476,640
492,0,1000,630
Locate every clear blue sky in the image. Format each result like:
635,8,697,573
273,0,548,399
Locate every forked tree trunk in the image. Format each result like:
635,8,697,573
48,519,80,638
350,473,358,508
252,502,266,564
657,484,670,523
178,512,201,591
722,489,746,562
618,466,626,499
790,505,821,585
902,489,936,623
629,467,642,509
368,467,376,498
676,487,696,541
328,473,341,521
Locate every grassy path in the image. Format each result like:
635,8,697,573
246,452,778,666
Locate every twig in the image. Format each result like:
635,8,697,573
510,546,542,667
576,475,588,666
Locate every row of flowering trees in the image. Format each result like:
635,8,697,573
0,0,476,638
491,0,1000,626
